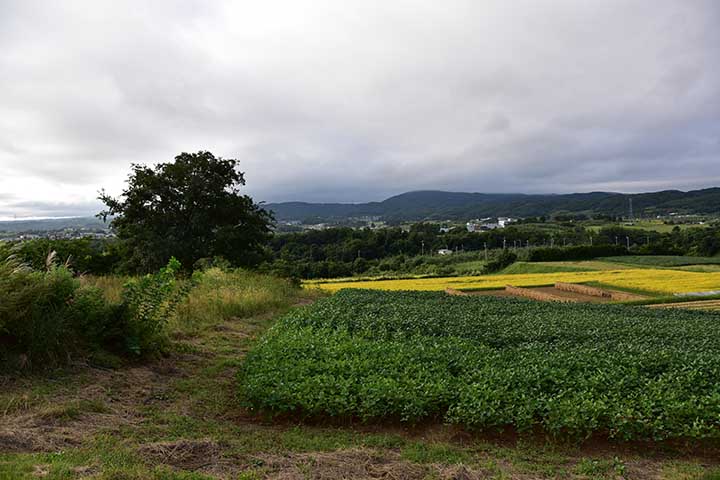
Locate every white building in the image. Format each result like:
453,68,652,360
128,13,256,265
437,248,453,255
497,217,516,228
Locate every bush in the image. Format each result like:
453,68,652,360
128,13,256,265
0,255,117,367
0,253,187,369
117,257,189,355
482,250,517,274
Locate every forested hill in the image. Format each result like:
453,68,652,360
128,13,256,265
266,188,720,222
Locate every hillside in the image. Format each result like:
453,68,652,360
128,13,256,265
267,188,720,222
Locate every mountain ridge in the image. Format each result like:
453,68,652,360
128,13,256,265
266,188,720,221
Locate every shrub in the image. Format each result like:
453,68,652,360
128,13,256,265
0,253,187,369
117,257,189,356
0,254,117,367
482,250,517,274
527,245,627,262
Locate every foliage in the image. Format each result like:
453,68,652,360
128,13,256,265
0,252,188,369
264,223,720,279
240,289,720,440
99,151,273,273
0,253,118,367
7,237,124,274
527,245,627,262
262,223,586,279
482,250,517,274
119,257,189,355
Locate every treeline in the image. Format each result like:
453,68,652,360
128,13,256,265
260,223,586,278
259,223,720,278
3,223,719,280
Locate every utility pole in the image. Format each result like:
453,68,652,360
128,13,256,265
626,236,630,249
421,240,425,256
615,236,618,246
589,235,593,246
484,242,488,261
503,238,507,249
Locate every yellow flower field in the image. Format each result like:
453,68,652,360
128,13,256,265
307,269,720,295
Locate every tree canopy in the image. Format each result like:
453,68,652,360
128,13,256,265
99,151,273,272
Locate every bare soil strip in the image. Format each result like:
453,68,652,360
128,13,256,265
505,285,577,302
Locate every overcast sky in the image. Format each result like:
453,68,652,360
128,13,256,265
1,0,719,218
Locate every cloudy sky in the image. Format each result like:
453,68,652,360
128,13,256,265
1,0,719,218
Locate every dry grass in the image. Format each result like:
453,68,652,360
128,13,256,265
173,268,323,335
79,274,128,303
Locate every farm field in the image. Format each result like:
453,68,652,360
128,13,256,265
649,299,720,311
6,275,720,478
499,260,637,273
307,268,720,295
587,221,707,233
240,289,720,442
601,255,720,267
4,269,720,478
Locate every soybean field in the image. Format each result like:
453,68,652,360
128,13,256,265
240,289,720,441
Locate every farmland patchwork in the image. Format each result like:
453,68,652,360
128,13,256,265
307,269,720,295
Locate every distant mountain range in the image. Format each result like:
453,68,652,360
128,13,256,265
2,188,717,233
266,188,720,222
0,216,107,233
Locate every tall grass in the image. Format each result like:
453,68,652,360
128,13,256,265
173,268,319,334
80,275,129,303
0,254,116,368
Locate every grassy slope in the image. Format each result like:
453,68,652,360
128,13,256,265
587,222,707,233
1,272,719,479
601,255,720,267
498,261,629,275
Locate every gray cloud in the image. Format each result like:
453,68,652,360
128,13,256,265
0,0,719,216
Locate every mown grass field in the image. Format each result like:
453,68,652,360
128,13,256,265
307,268,720,295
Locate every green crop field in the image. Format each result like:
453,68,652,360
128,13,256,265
240,289,720,441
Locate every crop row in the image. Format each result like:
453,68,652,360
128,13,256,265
239,289,720,440
306,268,720,295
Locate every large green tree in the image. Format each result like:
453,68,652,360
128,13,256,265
99,151,273,272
